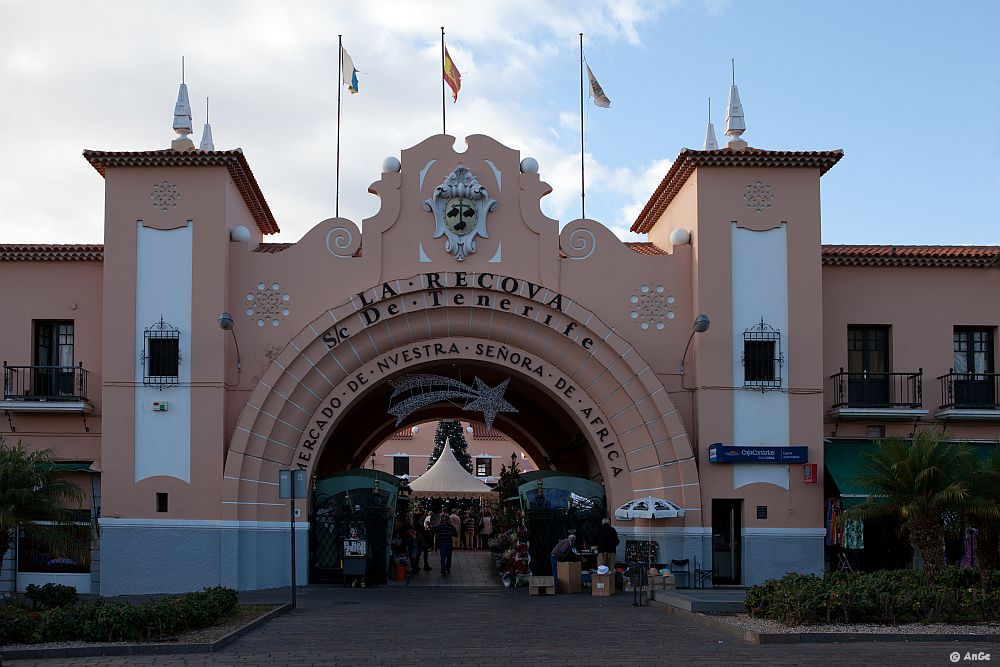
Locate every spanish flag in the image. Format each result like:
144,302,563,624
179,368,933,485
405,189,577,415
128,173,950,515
443,47,461,102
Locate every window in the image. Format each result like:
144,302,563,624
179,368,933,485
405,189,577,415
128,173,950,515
32,321,76,397
17,521,91,574
742,319,782,387
954,328,994,375
34,321,74,367
393,456,410,477
142,317,180,387
848,326,889,373
476,458,492,477
847,326,890,405
952,328,995,407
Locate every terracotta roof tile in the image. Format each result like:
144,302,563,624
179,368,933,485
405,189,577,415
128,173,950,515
0,244,104,261
631,147,844,234
389,427,414,440
472,424,503,440
82,149,279,235
822,245,1000,268
624,241,666,256
252,243,294,254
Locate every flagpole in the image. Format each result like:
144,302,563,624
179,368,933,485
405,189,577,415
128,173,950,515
336,34,343,219
441,27,447,135
579,33,586,220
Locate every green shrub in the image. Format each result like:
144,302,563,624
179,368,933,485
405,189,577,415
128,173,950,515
25,582,79,610
2,585,240,644
747,569,1000,626
40,605,85,642
0,606,40,644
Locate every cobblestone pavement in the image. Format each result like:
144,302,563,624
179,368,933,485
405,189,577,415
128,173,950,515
5,586,992,666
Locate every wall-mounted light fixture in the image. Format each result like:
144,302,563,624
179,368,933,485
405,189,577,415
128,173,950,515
217,312,241,370
680,314,711,376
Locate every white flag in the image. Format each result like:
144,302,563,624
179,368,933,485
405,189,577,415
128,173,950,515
586,64,611,108
341,46,359,94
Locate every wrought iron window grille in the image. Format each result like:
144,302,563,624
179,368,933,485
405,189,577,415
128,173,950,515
741,318,784,390
141,317,181,389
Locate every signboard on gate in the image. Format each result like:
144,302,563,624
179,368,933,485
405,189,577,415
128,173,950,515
708,443,809,464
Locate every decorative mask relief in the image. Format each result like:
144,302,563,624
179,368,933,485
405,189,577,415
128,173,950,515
150,181,180,211
744,180,773,213
423,166,498,261
246,282,291,327
629,284,674,330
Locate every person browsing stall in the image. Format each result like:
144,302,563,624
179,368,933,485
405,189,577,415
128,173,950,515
596,518,620,568
550,534,578,592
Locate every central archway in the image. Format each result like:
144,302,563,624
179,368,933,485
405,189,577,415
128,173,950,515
222,272,701,525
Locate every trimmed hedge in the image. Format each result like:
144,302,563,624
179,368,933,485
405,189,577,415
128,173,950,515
0,586,239,645
746,568,1000,626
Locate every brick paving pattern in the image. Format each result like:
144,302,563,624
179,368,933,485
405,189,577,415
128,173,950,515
4,575,990,666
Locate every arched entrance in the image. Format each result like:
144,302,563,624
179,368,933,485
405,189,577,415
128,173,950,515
221,272,701,583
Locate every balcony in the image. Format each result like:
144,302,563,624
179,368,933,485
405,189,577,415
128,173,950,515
2,363,93,414
829,368,928,420
937,371,1000,421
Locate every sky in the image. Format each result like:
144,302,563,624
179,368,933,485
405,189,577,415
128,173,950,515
0,0,997,246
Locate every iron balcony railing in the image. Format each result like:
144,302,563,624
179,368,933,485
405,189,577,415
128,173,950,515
3,362,90,402
830,368,923,409
938,371,1000,410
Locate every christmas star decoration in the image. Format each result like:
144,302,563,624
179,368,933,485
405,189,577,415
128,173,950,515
462,377,517,429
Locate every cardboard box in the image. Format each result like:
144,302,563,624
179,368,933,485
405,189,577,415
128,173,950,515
556,561,582,594
591,572,615,596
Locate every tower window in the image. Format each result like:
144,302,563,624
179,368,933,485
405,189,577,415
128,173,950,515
742,319,783,388
142,317,181,388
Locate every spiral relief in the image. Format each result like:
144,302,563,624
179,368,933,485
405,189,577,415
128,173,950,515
563,227,597,260
325,226,356,258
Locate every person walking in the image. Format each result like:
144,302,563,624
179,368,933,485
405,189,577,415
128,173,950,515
479,510,494,549
436,509,458,575
449,508,462,550
463,512,476,551
428,509,441,552
596,517,620,568
410,512,427,574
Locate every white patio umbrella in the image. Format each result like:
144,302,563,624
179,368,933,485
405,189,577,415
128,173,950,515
614,497,685,567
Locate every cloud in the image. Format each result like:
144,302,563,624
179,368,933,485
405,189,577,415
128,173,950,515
0,0,685,244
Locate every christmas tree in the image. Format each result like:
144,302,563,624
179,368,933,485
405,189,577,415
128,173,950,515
427,419,473,473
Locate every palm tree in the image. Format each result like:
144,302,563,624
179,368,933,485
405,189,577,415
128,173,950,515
844,430,980,582
0,438,87,575
964,447,1000,588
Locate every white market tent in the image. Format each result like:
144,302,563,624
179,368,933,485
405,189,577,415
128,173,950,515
408,438,496,500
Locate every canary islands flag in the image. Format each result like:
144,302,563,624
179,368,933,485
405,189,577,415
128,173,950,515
341,46,359,94
443,47,461,102
586,64,611,108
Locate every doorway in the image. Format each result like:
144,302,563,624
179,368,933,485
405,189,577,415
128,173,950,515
712,499,742,585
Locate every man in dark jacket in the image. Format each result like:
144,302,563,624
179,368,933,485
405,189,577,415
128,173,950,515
436,510,458,575
596,518,620,568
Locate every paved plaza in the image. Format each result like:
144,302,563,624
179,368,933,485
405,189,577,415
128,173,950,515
4,566,990,667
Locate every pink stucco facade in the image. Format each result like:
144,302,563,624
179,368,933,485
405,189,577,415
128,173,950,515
2,133,997,595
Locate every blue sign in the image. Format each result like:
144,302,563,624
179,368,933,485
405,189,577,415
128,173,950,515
708,443,809,464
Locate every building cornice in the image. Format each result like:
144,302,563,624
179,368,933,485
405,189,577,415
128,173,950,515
631,147,844,234
82,149,279,235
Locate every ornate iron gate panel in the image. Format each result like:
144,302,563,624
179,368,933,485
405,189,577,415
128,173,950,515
311,489,391,585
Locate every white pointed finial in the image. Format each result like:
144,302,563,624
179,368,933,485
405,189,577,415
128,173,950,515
199,97,214,151
171,57,194,150
725,59,747,149
704,97,718,150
